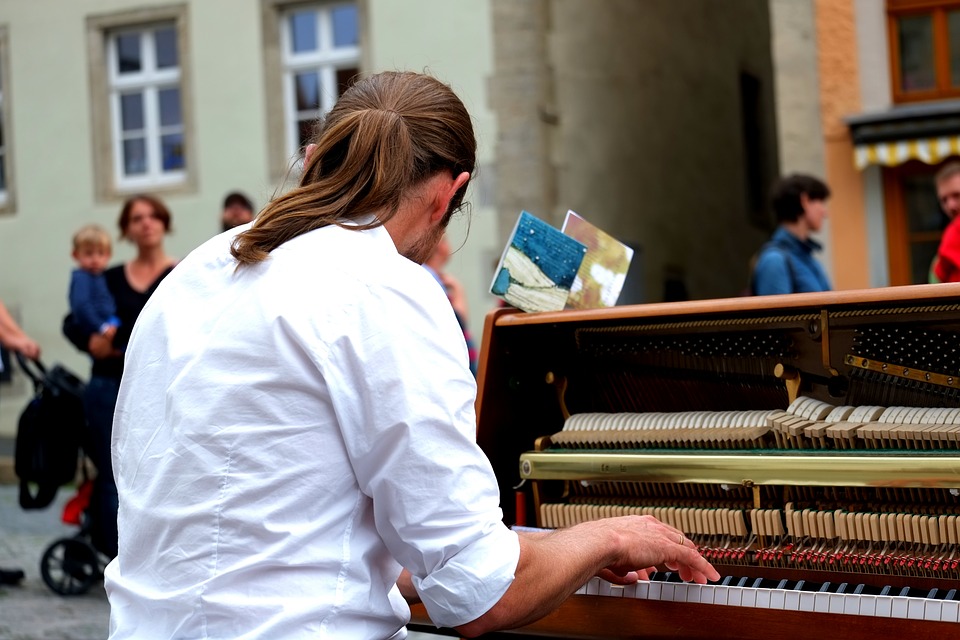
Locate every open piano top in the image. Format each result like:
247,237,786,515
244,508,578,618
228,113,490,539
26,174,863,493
411,283,960,639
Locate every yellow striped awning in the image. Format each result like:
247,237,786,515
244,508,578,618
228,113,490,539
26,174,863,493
854,136,960,169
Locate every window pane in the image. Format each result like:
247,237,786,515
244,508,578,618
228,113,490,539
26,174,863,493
123,138,147,175
332,5,358,47
298,118,315,149
161,133,185,171
898,14,936,92
912,240,940,284
903,174,942,233
155,27,178,69
290,10,317,53
295,72,320,111
120,93,144,131
950,11,960,86
158,87,182,126
116,33,142,74
336,67,358,96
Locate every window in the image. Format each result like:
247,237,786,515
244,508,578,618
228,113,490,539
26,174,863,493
0,25,14,212
888,0,960,102
280,3,360,156
87,6,195,200
108,25,184,188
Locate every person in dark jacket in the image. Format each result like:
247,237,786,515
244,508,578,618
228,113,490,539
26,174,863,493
751,174,832,295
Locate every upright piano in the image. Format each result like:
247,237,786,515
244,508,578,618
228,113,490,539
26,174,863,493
412,283,960,639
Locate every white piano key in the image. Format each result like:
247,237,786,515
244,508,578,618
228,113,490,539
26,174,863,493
647,581,662,601
621,582,637,599
829,593,846,614
697,584,715,606
923,600,943,622
634,581,649,600
843,593,861,616
769,589,785,611
783,590,801,612
907,598,925,620
673,583,689,603
727,586,743,607
890,595,907,619
597,580,612,597
585,577,601,595
739,586,757,609
890,598,907,618
875,595,892,618
799,592,815,612
714,585,729,606
940,600,960,623
859,594,876,617
755,588,771,610
814,592,830,613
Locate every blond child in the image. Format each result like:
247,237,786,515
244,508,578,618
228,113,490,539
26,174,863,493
69,224,119,341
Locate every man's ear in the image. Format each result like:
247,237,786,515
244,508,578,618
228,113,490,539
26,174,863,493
429,171,471,223
304,143,318,168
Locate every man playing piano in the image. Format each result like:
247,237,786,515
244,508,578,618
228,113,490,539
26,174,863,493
103,70,718,639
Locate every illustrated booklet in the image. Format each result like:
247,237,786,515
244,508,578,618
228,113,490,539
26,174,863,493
490,211,587,313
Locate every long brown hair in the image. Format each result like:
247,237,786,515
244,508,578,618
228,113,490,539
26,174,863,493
231,71,476,265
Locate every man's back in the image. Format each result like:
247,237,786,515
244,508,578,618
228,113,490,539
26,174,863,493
106,223,517,639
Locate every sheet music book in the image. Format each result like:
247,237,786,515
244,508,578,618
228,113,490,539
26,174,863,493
561,210,635,309
490,211,587,313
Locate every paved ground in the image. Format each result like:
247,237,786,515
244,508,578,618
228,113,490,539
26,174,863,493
0,483,110,640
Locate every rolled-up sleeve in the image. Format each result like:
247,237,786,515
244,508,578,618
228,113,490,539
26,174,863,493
322,269,520,627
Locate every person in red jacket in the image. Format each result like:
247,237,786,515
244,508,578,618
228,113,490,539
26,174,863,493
932,161,960,283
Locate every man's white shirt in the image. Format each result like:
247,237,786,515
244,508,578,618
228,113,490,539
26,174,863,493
105,222,519,639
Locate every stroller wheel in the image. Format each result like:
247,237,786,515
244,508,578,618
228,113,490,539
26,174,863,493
40,537,99,596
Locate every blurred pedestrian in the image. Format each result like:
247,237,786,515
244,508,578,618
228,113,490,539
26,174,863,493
63,194,177,559
0,298,40,585
424,234,478,376
750,174,832,295
221,191,255,232
931,161,960,283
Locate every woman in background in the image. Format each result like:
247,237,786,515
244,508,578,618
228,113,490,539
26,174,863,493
67,194,177,558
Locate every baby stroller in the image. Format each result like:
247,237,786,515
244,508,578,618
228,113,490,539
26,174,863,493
39,476,111,596
14,354,107,595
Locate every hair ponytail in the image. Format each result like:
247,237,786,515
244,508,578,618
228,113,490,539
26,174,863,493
232,71,475,266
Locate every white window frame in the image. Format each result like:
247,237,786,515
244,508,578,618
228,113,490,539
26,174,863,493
87,5,195,202
279,2,360,158
107,24,185,190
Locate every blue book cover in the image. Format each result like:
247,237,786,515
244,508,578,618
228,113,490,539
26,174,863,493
490,211,587,313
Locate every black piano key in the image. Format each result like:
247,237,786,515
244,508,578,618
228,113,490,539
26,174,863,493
898,586,910,598
735,576,749,588
835,582,849,594
818,582,832,593
853,584,864,595
927,588,942,600
776,579,790,590
792,580,805,591
720,575,734,587
879,586,892,596
750,578,763,589
946,589,958,600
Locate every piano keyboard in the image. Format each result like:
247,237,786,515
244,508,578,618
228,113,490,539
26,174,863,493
576,573,960,623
